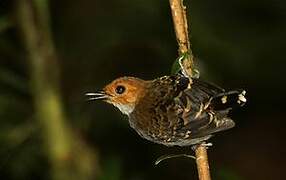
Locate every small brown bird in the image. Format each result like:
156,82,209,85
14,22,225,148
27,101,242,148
86,75,246,146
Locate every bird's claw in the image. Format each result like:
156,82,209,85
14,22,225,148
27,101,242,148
191,142,213,151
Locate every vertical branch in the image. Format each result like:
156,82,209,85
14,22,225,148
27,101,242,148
16,0,97,180
169,0,194,77
168,0,211,180
195,144,211,180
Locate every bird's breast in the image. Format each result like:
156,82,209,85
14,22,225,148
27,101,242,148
128,101,183,145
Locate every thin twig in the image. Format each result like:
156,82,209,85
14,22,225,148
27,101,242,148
168,0,211,180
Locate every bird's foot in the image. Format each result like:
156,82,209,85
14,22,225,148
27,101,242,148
191,142,213,151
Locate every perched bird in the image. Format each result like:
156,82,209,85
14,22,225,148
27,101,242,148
86,75,246,146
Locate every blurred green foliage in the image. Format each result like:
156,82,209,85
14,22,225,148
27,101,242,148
0,0,286,179
98,156,121,180
215,167,244,180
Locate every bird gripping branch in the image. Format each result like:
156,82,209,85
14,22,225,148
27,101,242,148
86,74,246,146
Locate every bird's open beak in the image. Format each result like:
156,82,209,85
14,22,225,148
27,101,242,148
85,91,109,101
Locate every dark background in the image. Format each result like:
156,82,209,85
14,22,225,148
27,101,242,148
1,0,286,179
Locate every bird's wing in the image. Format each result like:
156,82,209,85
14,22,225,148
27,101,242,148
172,78,245,139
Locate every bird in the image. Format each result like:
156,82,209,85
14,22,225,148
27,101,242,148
86,75,246,147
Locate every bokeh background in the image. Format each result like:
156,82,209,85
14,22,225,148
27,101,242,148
1,0,286,179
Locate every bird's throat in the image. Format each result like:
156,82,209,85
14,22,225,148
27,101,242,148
113,103,135,115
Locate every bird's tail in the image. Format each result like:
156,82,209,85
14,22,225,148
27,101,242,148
210,89,247,111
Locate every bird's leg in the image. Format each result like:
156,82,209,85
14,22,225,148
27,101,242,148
154,153,196,166
178,52,200,79
154,141,212,165
178,53,190,78
191,142,213,151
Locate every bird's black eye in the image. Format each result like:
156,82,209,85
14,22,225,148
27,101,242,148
115,85,126,94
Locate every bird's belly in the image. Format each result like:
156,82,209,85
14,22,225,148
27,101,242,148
129,120,211,147
135,127,211,146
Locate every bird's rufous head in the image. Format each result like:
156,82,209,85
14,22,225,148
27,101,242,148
86,77,148,115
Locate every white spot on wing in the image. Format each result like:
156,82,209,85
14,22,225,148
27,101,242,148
221,96,227,104
237,90,247,104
